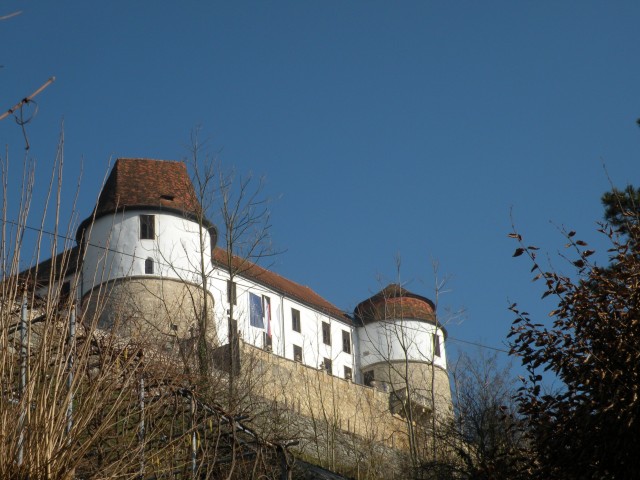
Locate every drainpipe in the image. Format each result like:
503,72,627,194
280,293,286,357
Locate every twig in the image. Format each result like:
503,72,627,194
0,77,55,122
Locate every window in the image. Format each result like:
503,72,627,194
249,293,264,328
363,370,375,387
293,345,302,362
140,215,155,240
60,281,70,299
344,366,352,381
144,257,154,274
323,357,332,375
342,330,351,354
433,333,441,357
291,308,301,333
263,295,272,334
322,322,331,346
263,332,272,351
227,280,237,305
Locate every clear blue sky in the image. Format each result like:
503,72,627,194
2,2,639,372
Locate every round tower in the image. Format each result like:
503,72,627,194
355,284,452,420
76,158,217,346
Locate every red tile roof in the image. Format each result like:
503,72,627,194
354,284,445,335
77,158,212,241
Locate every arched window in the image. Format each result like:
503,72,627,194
145,257,154,275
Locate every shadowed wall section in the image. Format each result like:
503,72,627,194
82,276,216,349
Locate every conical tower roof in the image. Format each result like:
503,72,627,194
355,284,444,334
77,158,214,241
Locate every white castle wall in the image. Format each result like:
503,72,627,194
77,208,446,398
80,210,212,295
357,319,447,371
208,271,355,380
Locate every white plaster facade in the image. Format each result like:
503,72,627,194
79,210,211,294
75,207,447,386
358,319,447,371
206,268,357,378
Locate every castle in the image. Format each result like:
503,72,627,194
33,158,452,438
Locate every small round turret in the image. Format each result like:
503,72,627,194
355,284,451,420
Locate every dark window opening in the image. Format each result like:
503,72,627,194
60,281,71,300
433,334,441,357
263,332,272,351
227,280,237,305
263,295,271,328
291,308,301,333
322,322,331,346
344,366,352,380
364,370,375,387
342,330,351,354
145,257,154,274
323,357,332,375
293,345,302,362
140,215,155,240
160,194,175,201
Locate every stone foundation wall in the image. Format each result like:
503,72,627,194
242,344,453,450
361,360,453,421
82,276,217,348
